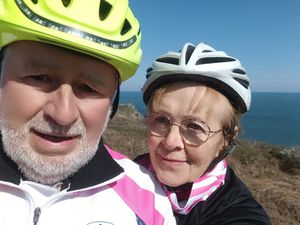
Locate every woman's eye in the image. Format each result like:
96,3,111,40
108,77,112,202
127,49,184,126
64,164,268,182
186,121,206,132
156,116,171,125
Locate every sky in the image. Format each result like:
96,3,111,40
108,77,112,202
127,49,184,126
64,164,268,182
121,0,300,92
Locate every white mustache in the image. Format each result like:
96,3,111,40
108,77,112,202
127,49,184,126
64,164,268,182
26,117,86,137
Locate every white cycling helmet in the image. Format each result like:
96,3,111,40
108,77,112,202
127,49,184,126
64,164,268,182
142,42,251,113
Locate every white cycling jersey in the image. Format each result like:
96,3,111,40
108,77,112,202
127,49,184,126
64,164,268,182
0,140,176,225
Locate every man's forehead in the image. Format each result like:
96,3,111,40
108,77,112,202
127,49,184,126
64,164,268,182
2,41,119,86
5,41,109,64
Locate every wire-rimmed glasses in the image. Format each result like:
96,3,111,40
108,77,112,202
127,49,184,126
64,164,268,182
147,112,223,146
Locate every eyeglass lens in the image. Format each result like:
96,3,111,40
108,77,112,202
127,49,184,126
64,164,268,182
147,113,210,145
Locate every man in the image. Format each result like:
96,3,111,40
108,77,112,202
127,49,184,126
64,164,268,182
0,1,175,224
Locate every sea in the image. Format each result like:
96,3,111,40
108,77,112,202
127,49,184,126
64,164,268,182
119,91,300,147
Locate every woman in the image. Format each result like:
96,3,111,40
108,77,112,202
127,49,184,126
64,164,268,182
137,42,272,224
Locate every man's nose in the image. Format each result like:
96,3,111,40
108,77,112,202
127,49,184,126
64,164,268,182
162,125,185,151
44,84,79,126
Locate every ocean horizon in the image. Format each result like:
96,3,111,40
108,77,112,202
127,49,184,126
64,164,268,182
119,91,300,147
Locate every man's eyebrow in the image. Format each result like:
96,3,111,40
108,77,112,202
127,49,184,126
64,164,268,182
24,60,58,70
80,72,107,85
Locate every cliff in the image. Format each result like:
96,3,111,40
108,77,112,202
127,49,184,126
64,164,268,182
103,104,300,225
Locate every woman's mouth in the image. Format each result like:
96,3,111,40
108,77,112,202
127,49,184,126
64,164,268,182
159,154,187,166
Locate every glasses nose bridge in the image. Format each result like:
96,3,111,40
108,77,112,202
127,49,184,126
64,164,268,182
170,120,184,131
170,120,182,128
168,120,185,137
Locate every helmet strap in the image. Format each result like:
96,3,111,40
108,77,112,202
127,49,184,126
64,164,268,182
203,120,236,175
222,121,237,156
0,48,5,74
109,83,120,119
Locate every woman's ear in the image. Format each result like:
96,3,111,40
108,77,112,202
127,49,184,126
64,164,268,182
232,126,239,140
222,125,239,156
224,125,238,144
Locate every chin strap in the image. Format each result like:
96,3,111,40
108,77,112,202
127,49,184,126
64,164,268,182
203,120,236,174
224,138,237,155
0,48,4,73
109,84,120,119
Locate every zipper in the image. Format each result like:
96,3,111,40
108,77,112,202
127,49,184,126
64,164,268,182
33,207,41,225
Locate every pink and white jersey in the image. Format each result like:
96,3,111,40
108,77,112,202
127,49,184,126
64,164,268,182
0,141,176,225
136,153,227,215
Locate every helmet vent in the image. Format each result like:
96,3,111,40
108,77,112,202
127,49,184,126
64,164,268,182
146,67,153,78
61,0,71,7
156,57,179,65
185,45,195,64
121,19,132,35
196,57,235,65
99,0,112,21
232,68,246,75
202,50,213,53
234,78,249,88
146,67,153,73
31,0,38,4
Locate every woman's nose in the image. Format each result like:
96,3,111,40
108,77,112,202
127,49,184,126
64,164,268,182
162,125,185,151
44,84,79,126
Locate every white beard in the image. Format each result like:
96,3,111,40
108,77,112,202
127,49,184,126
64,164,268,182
0,109,111,185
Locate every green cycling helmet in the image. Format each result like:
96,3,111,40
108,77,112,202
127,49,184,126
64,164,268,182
0,0,142,81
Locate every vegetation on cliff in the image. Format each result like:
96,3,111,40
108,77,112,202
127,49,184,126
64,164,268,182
103,104,300,225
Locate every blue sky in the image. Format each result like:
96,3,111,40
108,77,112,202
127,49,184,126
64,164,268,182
121,0,300,92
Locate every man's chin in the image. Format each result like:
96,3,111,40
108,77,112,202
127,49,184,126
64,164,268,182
18,150,95,185
21,165,75,186
0,114,104,185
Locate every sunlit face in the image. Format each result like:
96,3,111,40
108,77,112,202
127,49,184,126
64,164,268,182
148,82,232,187
0,41,118,185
